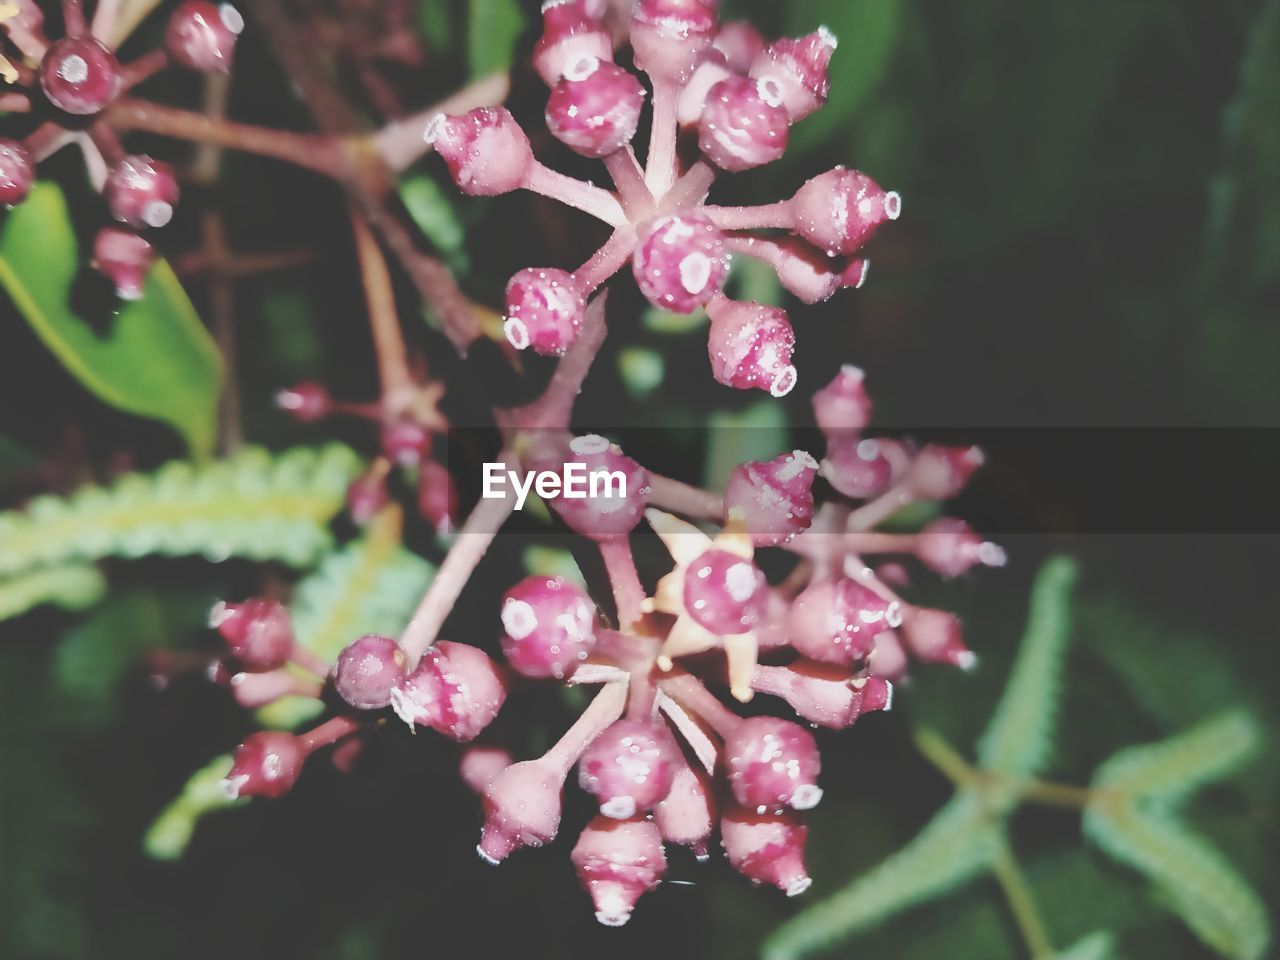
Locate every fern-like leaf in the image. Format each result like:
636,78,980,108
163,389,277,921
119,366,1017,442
0,445,361,587
0,564,106,620
143,755,241,861
762,795,1000,960
977,555,1078,780
1085,712,1268,959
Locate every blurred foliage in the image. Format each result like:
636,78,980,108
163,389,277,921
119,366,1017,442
1,0,1278,958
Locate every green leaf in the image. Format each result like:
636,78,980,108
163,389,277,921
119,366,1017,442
643,306,707,334
0,444,362,590
522,545,586,585
1053,931,1116,960
399,174,469,269
0,183,222,457
783,0,904,152
977,555,1078,781
1085,810,1268,960
703,399,790,490
467,0,525,78
256,516,433,729
143,755,242,860
1089,710,1260,809
763,795,999,960
618,347,665,400
0,564,106,620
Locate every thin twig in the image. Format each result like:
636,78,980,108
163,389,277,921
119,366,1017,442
350,203,414,406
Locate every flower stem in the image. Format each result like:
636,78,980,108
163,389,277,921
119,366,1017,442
63,0,86,36
399,463,517,664
990,840,1057,959
660,673,741,738
663,159,716,212
644,79,679,198
599,536,646,629
90,0,121,42
603,146,653,218
543,681,628,774
524,161,627,226
648,473,724,520
350,203,414,408
702,201,795,231
300,715,362,753
120,48,170,92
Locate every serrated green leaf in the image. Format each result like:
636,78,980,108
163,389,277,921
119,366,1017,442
0,444,362,592
0,183,222,457
763,795,999,960
143,755,242,860
782,0,904,153
1085,809,1268,960
467,0,525,78
1090,710,1260,805
977,555,1078,781
0,564,106,620
256,518,432,729
703,400,790,491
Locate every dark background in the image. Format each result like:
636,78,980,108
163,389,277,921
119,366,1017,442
2,1,1277,957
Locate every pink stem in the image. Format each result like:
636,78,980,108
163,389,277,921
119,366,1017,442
63,0,86,36
702,201,795,231
659,673,742,738
120,49,170,92
602,146,653,217
648,473,723,519
1,22,46,59
289,645,332,680
501,291,609,430
662,159,716,211
524,161,627,226
399,462,518,664
90,0,121,42
599,536,646,629
542,681,628,775
575,227,637,293
627,670,657,720
644,79,680,198
300,715,362,753
845,483,916,531
0,93,31,112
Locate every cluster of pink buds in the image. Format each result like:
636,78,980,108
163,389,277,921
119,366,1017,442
208,364,1001,926
426,0,900,397
1,1,243,297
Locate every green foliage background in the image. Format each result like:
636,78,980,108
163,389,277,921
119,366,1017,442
1,0,1277,958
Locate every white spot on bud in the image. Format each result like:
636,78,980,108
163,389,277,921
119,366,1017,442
570,433,611,455
855,438,881,462
423,112,447,145
756,76,785,108
219,3,245,34
978,541,1008,567
790,784,823,810
678,251,712,294
956,650,978,671
501,599,538,640
143,201,173,228
884,191,902,220
785,875,814,897
885,600,904,629
502,317,530,350
817,25,838,50
600,795,637,819
725,562,760,602
770,365,798,397
59,54,89,84
564,55,600,82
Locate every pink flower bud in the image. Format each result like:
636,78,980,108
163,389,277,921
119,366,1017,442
533,0,613,85
654,758,714,858
812,364,871,434
578,718,678,818
503,267,587,356
916,517,1006,577
460,744,513,795
904,444,984,500
724,716,822,811
380,419,432,465
720,805,811,896
546,57,645,157
714,21,766,71
39,37,121,116
869,629,908,680
791,167,901,256
332,634,407,709
751,660,891,729
500,575,597,678
210,598,295,671
787,578,902,666
229,668,299,708
104,155,180,229
676,49,731,125
901,608,974,669
391,641,508,740
0,139,35,207
821,436,902,499
724,450,818,546
274,380,333,423
477,758,565,863
224,731,306,799
749,28,838,122
166,1,243,73
698,75,790,171
417,460,460,533
427,107,533,196
571,816,667,926
630,0,717,82
545,435,651,541
682,548,768,634
632,213,730,313
346,471,389,526
706,299,797,397
91,226,155,300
